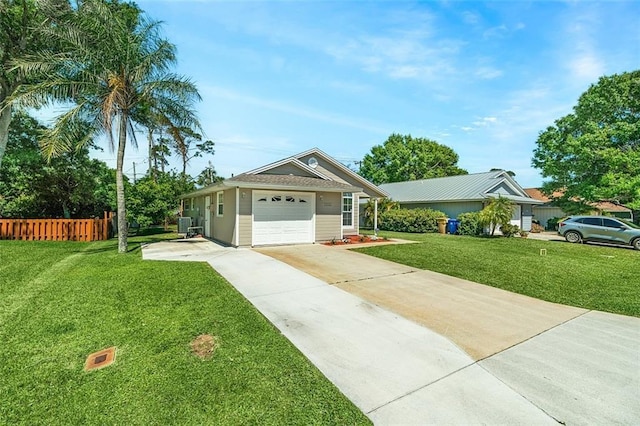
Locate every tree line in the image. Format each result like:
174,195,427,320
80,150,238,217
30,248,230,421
0,109,219,226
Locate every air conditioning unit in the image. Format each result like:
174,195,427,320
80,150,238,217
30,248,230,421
178,217,192,234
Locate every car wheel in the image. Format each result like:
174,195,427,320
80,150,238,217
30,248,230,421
633,238,640,251
565,231,582,244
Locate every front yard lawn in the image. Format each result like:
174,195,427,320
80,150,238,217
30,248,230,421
0,234,370,425
356,232,640,317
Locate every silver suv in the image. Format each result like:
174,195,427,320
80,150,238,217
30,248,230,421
558,216,640,250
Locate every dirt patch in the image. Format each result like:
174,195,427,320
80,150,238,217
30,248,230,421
84,346,116,371
190,334,218,360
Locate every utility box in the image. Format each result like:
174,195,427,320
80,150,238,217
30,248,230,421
178,217,192,234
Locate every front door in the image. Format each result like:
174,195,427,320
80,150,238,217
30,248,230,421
204,195,212,237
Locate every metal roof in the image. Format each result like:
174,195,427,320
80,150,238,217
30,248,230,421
379,171,541,204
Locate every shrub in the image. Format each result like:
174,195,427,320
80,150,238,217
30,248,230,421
379,208,445,233
530,223,545,233
500,223,520,237
457,211,484,236
546,217,563,231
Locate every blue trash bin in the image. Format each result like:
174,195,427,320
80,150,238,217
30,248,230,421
447,219,460,234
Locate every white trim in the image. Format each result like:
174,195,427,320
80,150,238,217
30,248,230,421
341,192,355,231
216,191,224,217
204,195,212,238
485,178,529,199
234,187,240,247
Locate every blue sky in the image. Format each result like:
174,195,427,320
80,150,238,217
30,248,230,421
101,0,638,187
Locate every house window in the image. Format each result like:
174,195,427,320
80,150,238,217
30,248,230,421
216,192,224,216
342,192,353,227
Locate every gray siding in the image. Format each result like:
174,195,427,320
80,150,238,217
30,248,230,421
212,188,236,245
403,201,483,219
238,189,252,246
489,182,519,196
184,196,206,228
532,206,565,229
316,192,341,241
262,164,317,177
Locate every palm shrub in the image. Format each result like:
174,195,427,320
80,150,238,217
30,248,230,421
457,211,484,236
499,223,520,237
479,196,515,236
379,208,445,233
361,197,399,228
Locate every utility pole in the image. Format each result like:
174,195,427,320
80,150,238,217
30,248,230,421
132,161,137,183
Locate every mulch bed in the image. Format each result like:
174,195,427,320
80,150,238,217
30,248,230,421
323,235,387,246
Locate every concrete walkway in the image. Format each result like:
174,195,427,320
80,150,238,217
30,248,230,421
142,239,640,425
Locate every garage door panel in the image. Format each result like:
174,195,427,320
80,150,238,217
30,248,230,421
252,191,314,245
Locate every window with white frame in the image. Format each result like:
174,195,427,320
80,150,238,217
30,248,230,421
216,192,224,216
342,192,353,227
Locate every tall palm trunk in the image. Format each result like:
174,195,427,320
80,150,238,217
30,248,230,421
147,128,156,183
116,113,128,253
0,102,12,169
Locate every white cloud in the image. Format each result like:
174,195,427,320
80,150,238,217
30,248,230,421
475,66,503,79
201,85,388,134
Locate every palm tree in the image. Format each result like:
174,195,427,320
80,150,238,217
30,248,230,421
479,196,515,236
11,0,201,252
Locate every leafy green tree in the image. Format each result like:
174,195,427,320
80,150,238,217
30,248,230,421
479,196,515,236
359,134,467,185
0,110,114,218
11,0,201,252
532,70,640,212
127,171,195,227
0,0,66,168
196,160,223,187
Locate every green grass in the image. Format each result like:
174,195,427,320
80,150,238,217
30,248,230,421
356,231,640,317
0,233,370,425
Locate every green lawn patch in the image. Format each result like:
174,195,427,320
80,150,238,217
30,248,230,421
0,234,370,425
356,232,640,317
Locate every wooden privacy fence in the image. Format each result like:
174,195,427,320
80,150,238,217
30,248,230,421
0,212,114,242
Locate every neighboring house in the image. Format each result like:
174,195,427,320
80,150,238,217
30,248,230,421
378,170,542,231
181,148,387,247
524,188,633,228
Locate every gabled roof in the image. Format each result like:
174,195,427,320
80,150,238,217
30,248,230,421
294,148,388,198
380,171,541,204
243,157,330,180
181,147,379,198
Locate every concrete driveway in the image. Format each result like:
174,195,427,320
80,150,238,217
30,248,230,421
143,239,639,424
256,244,640,424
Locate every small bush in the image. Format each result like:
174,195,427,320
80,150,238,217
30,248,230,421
379,208,445,233
530,223,545,233
457,211,484,236
500,223,520,237
546,217,563,230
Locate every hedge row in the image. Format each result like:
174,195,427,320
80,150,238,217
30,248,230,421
456,211,484,236
379,208,445,233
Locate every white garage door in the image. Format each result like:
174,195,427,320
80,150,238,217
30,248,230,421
252,191,315,245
